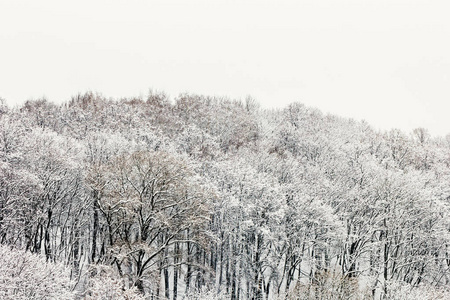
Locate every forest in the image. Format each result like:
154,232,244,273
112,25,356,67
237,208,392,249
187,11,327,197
1,91,450,299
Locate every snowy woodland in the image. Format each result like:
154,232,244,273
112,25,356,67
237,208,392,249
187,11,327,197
1,92,450,299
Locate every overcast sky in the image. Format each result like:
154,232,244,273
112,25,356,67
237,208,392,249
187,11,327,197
1,0,449,136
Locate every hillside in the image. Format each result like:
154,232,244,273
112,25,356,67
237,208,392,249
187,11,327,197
1,92,450,299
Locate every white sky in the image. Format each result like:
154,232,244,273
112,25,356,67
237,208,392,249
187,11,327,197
1,0,450,136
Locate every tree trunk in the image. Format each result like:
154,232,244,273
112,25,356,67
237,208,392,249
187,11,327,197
91,192,100,263
164,267,170,299
164,245,170,299
173,243,179,300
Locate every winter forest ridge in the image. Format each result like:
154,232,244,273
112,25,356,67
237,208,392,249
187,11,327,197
1,91,450,299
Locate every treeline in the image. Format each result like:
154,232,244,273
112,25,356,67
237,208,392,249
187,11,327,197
1,92,450,299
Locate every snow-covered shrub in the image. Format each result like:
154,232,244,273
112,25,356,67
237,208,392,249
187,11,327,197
385,280,450,300
284,271,371,300
83,265,145,300
184,287,230,300
0,244,75,300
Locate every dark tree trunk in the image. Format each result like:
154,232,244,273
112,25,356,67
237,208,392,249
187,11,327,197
173,243,179,300
91,192,100,263
164,245,170,299
44,208,52,260
185,230,192,296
